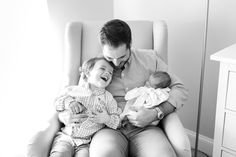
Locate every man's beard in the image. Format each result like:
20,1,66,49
114,61,126,71
116,62,125,69
113,50,131,71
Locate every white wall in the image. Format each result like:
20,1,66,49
47,0,114,57
0,1,113,156
114,0,207,136
0,1,62,156
201,0,236,138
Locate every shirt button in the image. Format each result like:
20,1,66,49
125,87,129,91
121,73,124,77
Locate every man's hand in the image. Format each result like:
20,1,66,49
126,106,157,127
89,107,110,124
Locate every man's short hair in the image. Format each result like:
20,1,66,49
100,19,132,49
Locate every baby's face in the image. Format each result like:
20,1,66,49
87,59,113,89
145,75,162,89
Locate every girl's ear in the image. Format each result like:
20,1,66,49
83,71,90,81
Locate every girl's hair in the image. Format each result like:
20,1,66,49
100,19,132,49
80,57,112,81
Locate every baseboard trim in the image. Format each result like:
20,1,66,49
186,129,213,157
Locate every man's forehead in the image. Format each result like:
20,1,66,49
102,45,127,59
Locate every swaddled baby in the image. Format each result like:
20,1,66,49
121,71,171,125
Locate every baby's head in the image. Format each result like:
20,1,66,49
146,71,171,89
80,57,114,89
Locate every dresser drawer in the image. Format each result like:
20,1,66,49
222,151,236,157
226,71,236,111
223,112,236,150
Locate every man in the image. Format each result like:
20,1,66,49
88,19,191,157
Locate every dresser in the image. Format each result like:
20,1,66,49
211,44,236,157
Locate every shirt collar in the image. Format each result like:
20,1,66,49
123,48,133,69
91,87,106,96
80,83,106,96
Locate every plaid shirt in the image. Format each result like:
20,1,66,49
54,86,122,145
106,48,188,110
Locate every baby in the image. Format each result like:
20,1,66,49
121,71,171,125
50,57,122,157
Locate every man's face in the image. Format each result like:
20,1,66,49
102,44,130,69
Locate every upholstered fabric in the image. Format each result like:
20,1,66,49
27,20,168,157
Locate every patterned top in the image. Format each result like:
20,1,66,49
54,86,122,145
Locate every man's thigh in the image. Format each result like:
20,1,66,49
161,112,191,157
130,126,176,157
90,128,128,157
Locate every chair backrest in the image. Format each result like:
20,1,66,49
63,20,168,87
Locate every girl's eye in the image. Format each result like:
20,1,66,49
106,57,112,61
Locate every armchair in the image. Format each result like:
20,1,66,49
27,20,168,157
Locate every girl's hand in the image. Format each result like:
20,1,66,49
69,102,85,114
58,110,88,125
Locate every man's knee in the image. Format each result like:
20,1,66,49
90,140,126,157
90,129,128,157
130,126,177,157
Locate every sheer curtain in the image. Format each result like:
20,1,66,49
0,1,61,156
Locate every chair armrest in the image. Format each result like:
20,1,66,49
27,112,61,157
153,20,168,63
63,22,83,87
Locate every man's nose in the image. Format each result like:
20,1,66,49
113,59,120,66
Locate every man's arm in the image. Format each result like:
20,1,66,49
157,101,175,117
127,54,188,127
151,57,188,121
156,56,188,109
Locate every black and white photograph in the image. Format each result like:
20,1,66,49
1,0,236,157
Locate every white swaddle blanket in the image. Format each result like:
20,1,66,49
121,86,170,125
125,86,170,108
